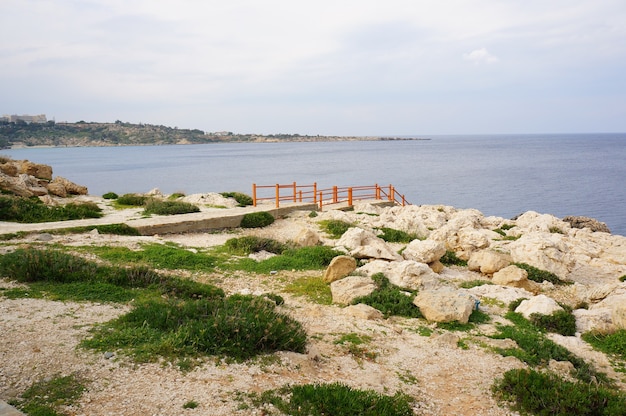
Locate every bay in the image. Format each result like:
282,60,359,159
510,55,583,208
5,133,626,236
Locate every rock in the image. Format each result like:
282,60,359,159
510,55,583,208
323,255,357,283
514,295,564,319
468,250,512,275
612,304,626,330
428,260,444,273
434,332,460,348
336,227,402,261
182,192,238,208
548,359,575,378
508,233,575,279
513,211,570,234
248,250,276,261
18,160,53,180
47,176,88,197
34,233,54,241
563,215,611,234
573,308,616,333
344,303,384,320
330,275,377,305
492,265,541,294
402,239,446,264
467,284,534,306
294,228,320,247
413,288,476,324
357,260,441,291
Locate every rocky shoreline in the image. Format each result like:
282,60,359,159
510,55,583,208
1,162,626,415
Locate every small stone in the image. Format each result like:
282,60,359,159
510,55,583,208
104,352,114,359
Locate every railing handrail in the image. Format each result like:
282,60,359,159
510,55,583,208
252,182,410,209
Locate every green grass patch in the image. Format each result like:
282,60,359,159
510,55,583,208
375,227,419,243
81,294,307,363
102,192,118,199
440,250,467,266
143,199,199,215
223,236,286,255
582,330,626,363
10,373,86,416
459,279,493,289
318,219,353,239
220,192,253,207
529,307,577,336
225,245,340,274
436,309,491,331
0,195,102,223
493,369,626,416
115,193,148,206
253,382,415,416
513,262,570,285
334,332,377,361
240,211,274,228
284,276,332,305
42,223,141,236
352,273,422,319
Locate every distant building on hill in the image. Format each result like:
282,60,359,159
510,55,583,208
1,114,47,124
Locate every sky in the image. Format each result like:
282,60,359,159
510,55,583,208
2,0,626,135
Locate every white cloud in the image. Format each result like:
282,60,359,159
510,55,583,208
463,48,499,64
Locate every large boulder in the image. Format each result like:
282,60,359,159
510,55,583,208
413,288,476,324
514,295,563,319
573,308,616,334
508,233,576,279
330,275,376,305
294,228,321,247
344,303,384,320
17,160,53,180
513,211,570,234
492,265,541,294
402,239,446,264
47,176,88,197
467,284,534,306
357,260,440,291
563,215,611,234
468,250,512,275
336,227,402,261
322,255,357,283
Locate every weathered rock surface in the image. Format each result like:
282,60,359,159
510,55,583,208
563,215,611,233
514,295,564,319
0,159,88,198
322,255,357,283
357,259,441,291
344,303,384,320
402,239,446,264
330,275,376,305
492,265,541,294
413,288,476,323
335,227,402,261
468,250,512,275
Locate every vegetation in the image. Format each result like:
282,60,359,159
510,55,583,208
143,199,200,216
284,276,332,305
0,195,102,222
251,383,415,416
115,193,148,207
220,192,253,207
318,219,353,238
436,309,491,332
223,236,286,255
9,374,86,416
529,307,577,336
240,211,274,228
493,369,626,416
459,279,493,289
375,227,419,243
352,273,422,319
102,192,118,199
334,332,377,361
582,330,626,369
440,250,467,266
513,262,569,285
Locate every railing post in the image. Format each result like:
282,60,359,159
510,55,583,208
333,186,338,203
348,187,353,207
298,190,302,202
319,191,323,210
275,184,280,208
402,195,406,206
389,185,394,201
375,184,380,200
313,182,317,204
252,183,257,207
293,181,297,203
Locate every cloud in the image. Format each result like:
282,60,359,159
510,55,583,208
463,48,499,64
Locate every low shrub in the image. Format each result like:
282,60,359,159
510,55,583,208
82,294,307,362
143,199,200,215
440,250,467,266
493,369,626,416
220,191,253,206
582,330,626,361
255,382,415,416
240,211,274,228
376,227,419,243
0,195,103,223
353,273,422,319
102,192,118,199
529,307,577,336
89,243,217,271
116,193,148,206
318,219,353,239
284,276,332,305
619,275,626,282
459,279,493,289
513,262,569,285
224,236,286,255
10,374,86,416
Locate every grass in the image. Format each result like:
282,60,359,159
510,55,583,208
529,307,577,336
222,245,340,274
352,273,422,319
252,382,415,416
334,332,377,361
220,191,253,207
491,310,608,384
143,199,199,215
81,294,307,363
582,330,626,372
459,279,493,289
492,369,626,416
9,373,86,416
115,193,148,207
375,227,419,243
318,219,353,238
436,309,491,331
240,211,274,228
36,223,141,236
284,276,332,305
0,195,103,223
223,236,286,255
513,262,570,285
440,250,467,266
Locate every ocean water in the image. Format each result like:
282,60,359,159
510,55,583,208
5,133,626,236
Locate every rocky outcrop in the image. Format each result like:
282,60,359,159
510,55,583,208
514,295,564,319
323,255,357,283
357,260,440,291
0,159,87,198
492,265,541,294
468,250,512,275
335,227,402,261
563,215,611,234
402,239,446,264
330,275,377,305
413,288,476,323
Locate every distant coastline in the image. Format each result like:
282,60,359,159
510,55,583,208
0,120,430,149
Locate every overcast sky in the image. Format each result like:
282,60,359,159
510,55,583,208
2,0,625,135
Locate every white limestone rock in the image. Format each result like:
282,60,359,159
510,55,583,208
468,250,512,275
402,239,446,264
514,295,564,319
330,275,377,305
323,255,357,283
413,288,476,324
357,260,441,291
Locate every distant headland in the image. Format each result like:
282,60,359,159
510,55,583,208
0,117,429,149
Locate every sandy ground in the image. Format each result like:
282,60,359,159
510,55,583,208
0,205,624,415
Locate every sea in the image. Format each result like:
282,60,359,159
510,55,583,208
4,133,626,236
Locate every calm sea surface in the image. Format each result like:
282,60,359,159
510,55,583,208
5,133,626,236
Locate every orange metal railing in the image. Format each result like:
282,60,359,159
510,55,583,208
252,182,410,209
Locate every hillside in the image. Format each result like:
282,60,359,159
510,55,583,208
0,120,407,149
